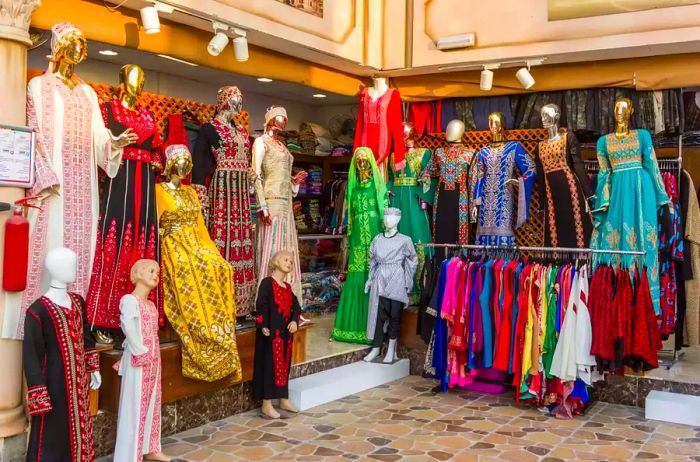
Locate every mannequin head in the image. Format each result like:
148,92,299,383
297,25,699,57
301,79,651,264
164,144,193,182
383,207,401,230
119,64,145,99
614,97,634,126
445,119,466,143
130,259,159,290
265,106,288,132
540,104,561,129
269,250,294,276
49,23,87,70
403,122,416,144
354,149,373,183
488,112,506,136
45,247,77,285
217,86,243,117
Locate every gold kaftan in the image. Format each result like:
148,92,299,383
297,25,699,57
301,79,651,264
156,183,241,382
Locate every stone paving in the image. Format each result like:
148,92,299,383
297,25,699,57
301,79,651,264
100,375,700,461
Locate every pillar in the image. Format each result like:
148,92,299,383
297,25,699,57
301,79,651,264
0,1,41,461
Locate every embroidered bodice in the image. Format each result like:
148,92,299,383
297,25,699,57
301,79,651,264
103,98,162,165
261,135,294,200
212,119,250,171
603,131,645,172
157,185,201,237
538,135,569,173
423,144,474,190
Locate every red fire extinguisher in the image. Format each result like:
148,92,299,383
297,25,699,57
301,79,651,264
3,197,40,292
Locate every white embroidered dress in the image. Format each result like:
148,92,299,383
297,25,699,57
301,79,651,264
114,294,162,462
2,73,121,339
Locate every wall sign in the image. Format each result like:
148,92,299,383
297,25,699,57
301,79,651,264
0,124,35,188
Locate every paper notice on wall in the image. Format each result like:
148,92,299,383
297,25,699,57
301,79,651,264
0,125,34,188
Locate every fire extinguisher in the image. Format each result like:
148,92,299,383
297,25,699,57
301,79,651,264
2,197,40,292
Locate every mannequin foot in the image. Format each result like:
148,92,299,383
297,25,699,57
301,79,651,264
261,400,280,419
383,339,398,363
279,399,298,413
144,452,171,462
364,347,380,362
95,331,114,344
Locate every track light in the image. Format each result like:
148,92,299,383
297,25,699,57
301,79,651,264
208,22,230,56
516,63,535,89
140,5,161,34
233,29,248,62
480,64,499,91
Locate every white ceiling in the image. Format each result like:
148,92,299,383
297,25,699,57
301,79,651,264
30,36,356,106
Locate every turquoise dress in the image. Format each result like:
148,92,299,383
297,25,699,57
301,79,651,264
591,129,670,314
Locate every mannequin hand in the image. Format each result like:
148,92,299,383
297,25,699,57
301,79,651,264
262,328,271,337
36,185,61,203
113,128,139,149
90,372,102,390
248,168,259,183
288,321,298,334
470,207,478,223
292,171,308,185
260,209,272,225
364,281,371,294
505,178,518,187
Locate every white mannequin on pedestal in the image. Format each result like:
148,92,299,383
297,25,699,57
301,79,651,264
44,247,102,390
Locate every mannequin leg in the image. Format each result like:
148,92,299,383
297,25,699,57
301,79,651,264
144,452,172,462
261,399,280,419
383,300,404,363
279,398,298,413
366,297,391,362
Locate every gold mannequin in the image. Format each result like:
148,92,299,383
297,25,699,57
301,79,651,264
51,30,87,90
403,122,416,150
118,64,146,111
488,112,507,147
165,153,193,190
614,97,633,138
355,149,373,184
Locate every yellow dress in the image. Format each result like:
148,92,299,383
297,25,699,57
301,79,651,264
156,183,242,382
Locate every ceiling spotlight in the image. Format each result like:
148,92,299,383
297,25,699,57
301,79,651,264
140,5,161,34
207,22,230,56
516,63,535,89
480,64,499,91
257,77,273,83
98,50,119,56
312,94,327,98
233,29,249,62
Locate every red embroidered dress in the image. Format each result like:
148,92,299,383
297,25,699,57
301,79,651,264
354,87,405,169
23,293,99,462
86,98,164,330
192,119,256,316
253,277,301,400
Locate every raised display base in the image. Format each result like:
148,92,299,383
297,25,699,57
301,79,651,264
646,390,700,426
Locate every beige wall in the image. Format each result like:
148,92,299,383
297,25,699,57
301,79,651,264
408,0,700,71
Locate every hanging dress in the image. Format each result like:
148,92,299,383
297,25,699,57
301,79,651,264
87,98,163,331
474,141,537,246
591,129,670,314
156,183,241,382
252,135,303,304
389,147,435,302
535,132,593,248
354,87,405,168
192,119,256,316
332,148,387,344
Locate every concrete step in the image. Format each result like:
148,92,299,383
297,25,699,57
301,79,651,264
645,390,700,426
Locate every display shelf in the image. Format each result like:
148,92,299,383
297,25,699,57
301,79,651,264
298,233,346,241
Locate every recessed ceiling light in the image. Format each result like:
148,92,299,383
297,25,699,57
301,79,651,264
156,54,198,67
98,50,119,56
312,94,327,98
257,77,273,83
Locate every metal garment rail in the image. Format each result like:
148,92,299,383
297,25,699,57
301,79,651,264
415,243,645,256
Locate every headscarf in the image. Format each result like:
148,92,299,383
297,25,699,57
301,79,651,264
265,106,287,127
346,147,387,237
163,144,191,175
216,86,242,114
47,22,84,71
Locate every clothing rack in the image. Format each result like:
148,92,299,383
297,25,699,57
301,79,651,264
416,243,645,256
584,159,599,173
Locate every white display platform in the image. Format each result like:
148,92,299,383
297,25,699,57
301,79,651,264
288,359,410,411
645,390,700,426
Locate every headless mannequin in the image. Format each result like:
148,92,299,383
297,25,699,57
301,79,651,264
44,248,102,390
363,212,404,364
369,77,389,102
260,252,299,419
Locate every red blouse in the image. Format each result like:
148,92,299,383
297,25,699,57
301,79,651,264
354,87,405,170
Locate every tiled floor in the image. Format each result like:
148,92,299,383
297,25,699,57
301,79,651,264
116,375,700,462
304,313,369,362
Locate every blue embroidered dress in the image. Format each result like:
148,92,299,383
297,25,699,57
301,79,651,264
473,141,537,245
591,129,670,314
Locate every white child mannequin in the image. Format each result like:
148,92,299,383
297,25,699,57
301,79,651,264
45,247,102,390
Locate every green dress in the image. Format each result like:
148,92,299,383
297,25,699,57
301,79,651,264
332,148,387,344
389,148,436,304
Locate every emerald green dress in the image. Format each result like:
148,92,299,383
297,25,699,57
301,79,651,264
332,148,387,344
389,148,436,304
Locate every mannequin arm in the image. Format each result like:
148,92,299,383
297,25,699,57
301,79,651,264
90,88,123,179
251,137,268,214
404,240,419,293
27,80,59,196
23,309,52,415
365,238,379,293
120,295,149,367
81,301,100,374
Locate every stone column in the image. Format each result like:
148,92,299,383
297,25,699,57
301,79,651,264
0,1,41,461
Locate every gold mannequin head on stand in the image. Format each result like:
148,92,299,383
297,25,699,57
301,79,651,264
49,23,87,90
614,97,634,138
488,112,507,146
403,122,416,149
118,64,145,111
355,149,373,184
164,144,193,189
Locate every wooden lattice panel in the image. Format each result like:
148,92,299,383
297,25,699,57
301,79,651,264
416,128,549,247
89,83,250,134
